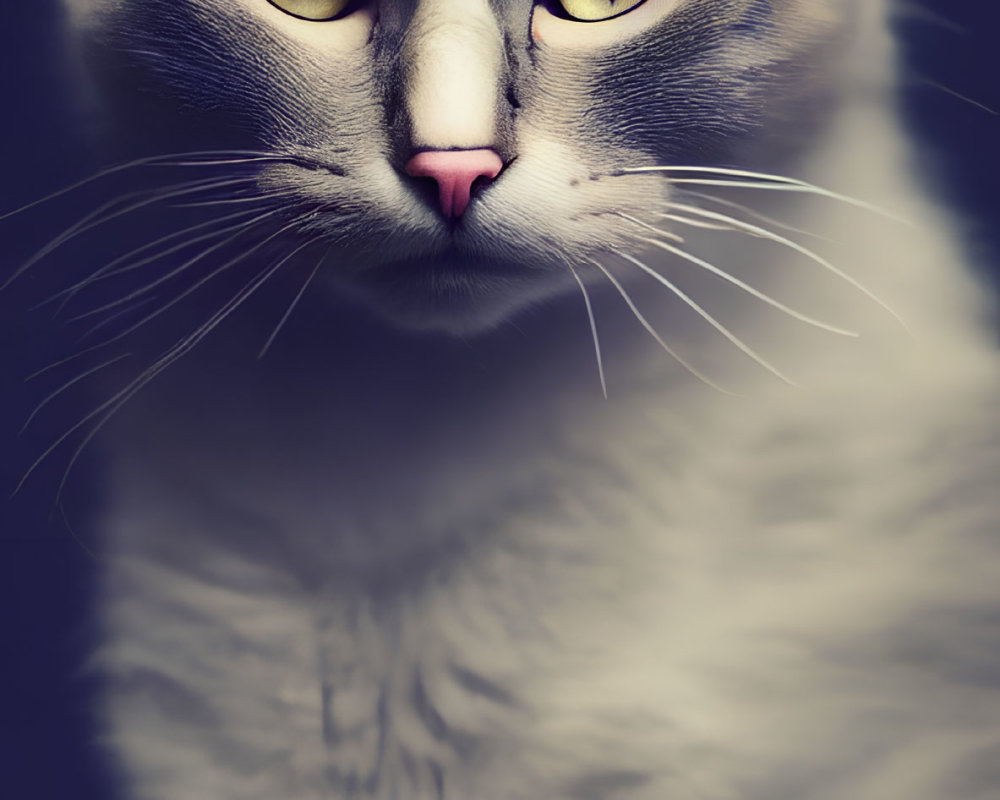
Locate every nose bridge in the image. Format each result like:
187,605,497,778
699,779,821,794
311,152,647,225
403,0,503,149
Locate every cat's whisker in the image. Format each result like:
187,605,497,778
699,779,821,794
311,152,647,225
79,297,160,343
158,156,297,167
915,77,998,115
622,164,905,220
661,202,909,332
658,178,909,224
89,215,311,349
894,3,968,35
20,353,132,434
674,190,832,241
0,148,293,223
646,235,859,339
567,263,607,399
9,179,230,291
68,207,283,322
173,189,300,209
3,176,258,290
659,213,735,232
26,349,108,383
611,248,798,386
614,213,859,338
29,237,321,501
40,208,269,312
616,220,685,243
258,246,330,359
55,500,99,561
623,164,832,187
31,213,301,380
583,257,734,395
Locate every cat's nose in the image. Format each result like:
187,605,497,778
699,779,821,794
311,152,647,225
405,149,504,218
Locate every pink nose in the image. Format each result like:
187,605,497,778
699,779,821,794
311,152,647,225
404,149,504,218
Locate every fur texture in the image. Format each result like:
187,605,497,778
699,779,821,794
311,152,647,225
10,1,1000,797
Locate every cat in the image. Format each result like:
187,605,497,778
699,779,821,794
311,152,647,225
4,0,1000,798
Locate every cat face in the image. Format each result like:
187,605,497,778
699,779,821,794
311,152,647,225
66,0,850,333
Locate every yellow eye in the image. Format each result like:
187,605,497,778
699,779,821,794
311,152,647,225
557,0,646,22
266,0,352,21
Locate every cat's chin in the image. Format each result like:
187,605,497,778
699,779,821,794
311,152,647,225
332,253,572,336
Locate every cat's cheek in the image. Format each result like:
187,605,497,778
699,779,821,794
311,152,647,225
247,2,374,52
531,0,677,49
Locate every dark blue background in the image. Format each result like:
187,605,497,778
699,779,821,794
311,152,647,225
1,3,998,797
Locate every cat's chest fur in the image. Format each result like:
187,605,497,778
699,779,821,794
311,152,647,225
100,364,1000,800
98,215,1000,800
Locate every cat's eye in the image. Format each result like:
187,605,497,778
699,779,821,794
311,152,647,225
555,0,646,22
266,0,352,21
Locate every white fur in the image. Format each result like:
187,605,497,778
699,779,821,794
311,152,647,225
405,0,503,148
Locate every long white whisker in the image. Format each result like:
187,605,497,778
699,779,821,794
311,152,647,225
78,297,161,343
567,263,607,399
622,165,905,220
0,149,291,223
26,350,106,383
612,248,797,386
917,78,998,116
623,164,828,186
18,237,320,500
675,190,833,241
173,189,299,209
662,202,909,331
158,156,295,167
36,213,303,379
258,246,329,359
20,354,131,433
614,213,858,338
97,207,267,277
660,213,734,232
89,216,307,347
649,236,859,338
3,176,257,290
56,501,100,561
43,208,268,311
653,178,908,224
70,207,282,322
9,180,227,290
584,257,734,395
